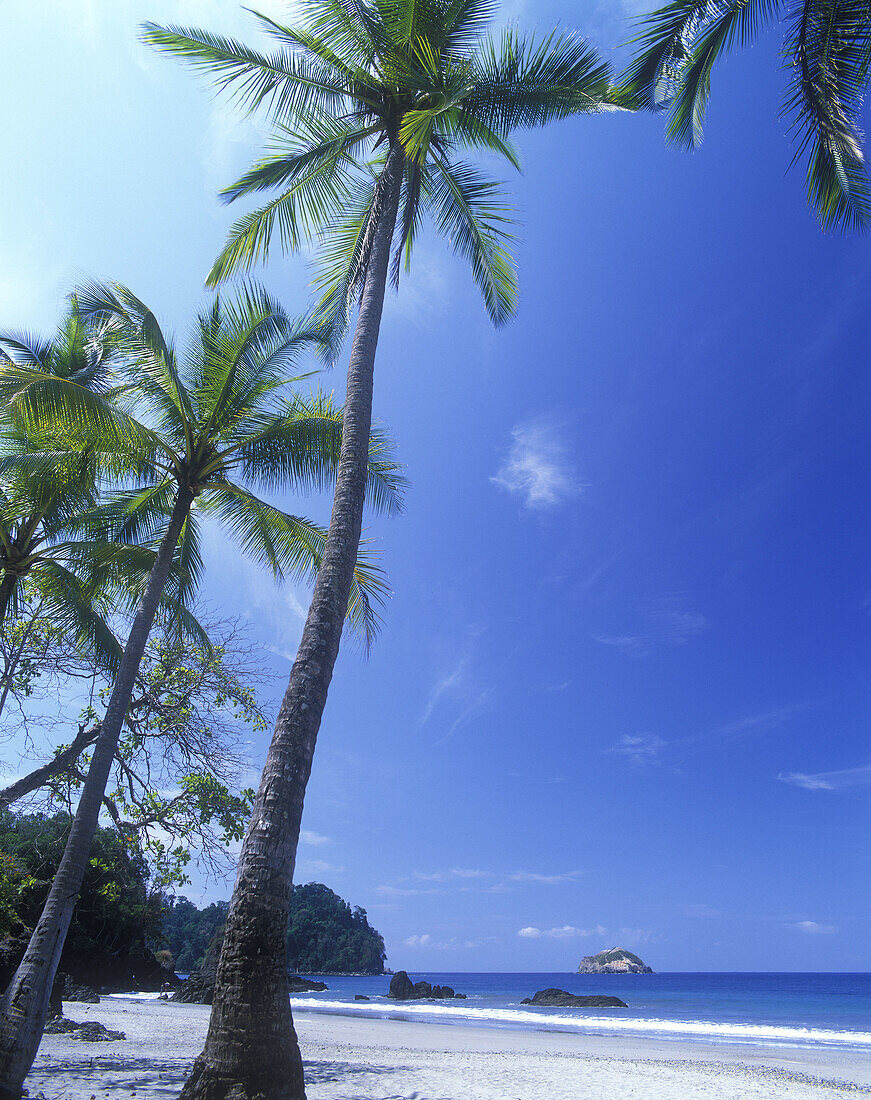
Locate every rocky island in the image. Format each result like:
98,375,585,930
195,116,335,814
521,989,628,1008
577,947,653,974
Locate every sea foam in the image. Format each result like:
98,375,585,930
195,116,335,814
289,996,871,1049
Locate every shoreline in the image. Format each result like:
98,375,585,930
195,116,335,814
23,996,871,1099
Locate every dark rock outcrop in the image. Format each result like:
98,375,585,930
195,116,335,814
388,970,415,1000
577,947,653,974
355,994,370,1001
44,1018,126,1041
288,976,328,993
387,971,465,1000
521,988,628,1008
63,976,100,1003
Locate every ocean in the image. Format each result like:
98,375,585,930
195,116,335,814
285,971,871,1053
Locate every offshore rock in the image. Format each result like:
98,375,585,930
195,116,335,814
577,947,653,974
388,970,415,1000
520,988,628,1008
387,971,465,1000
288,975,328,992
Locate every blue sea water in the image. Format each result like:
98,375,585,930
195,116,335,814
286,972,871,1053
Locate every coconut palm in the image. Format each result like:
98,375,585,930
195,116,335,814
0,282,403,1099
144,3,618,1096
619,0,871,230
0,308,195,708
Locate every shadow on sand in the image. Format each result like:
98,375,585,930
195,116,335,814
27,1055,417,1099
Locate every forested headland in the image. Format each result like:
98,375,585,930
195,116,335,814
0,811,386,985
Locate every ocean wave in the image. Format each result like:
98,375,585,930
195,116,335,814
289,997,871,1048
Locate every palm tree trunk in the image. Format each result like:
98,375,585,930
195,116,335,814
0,576,16,624
0,487,193,1100
179,142,405,1100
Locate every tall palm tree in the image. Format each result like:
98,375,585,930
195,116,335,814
619,0,871,230
145,3,618,1096
0,306,186,702
0,282,403,1100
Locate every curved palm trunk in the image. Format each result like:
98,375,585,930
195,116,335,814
0,487,193,1100
180,143,405,1100
0,575,16,625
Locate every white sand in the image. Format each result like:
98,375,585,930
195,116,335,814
23,997,871,1099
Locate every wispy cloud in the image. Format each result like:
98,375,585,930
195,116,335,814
779,763,871,791
380,867,583,896
595,597,708,657
403,933,432,947
517,924,608,940
607,734,667,765
413,868,494,882
421,637,493,742
608,706,803,767
491,418,579,509
787,920,837,935
297,859,344,876
299,830,331,847
508,870,583,885
680,904,722,919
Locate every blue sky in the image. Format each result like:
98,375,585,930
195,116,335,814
1,0,870,972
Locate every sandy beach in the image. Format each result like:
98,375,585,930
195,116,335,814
23,997,871,1099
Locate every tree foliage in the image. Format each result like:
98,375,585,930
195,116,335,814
620,0,871,231
160,883,386,976
0,810,159,960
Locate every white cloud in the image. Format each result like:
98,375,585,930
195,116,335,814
608,706,803,769
779,763,871,792
614,927,658,947
491,418,579,509
299,830,331,846
403,933,432,947
607,734,666,764
545,924,608,940
414,868,493,882
509,870,583,885
297,859,344,875
595,597,708,657
787,920,837,935
680,904,721,919
518,924,609,940
421,639,493,743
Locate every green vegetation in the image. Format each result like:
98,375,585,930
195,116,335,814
286,883,385,975
161,884,386,976
0,810,158,965
0,286,404,1097
620,0,871,230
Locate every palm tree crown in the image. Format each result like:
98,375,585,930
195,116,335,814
143,0,617,327
620,0,871,231
69,281,404,642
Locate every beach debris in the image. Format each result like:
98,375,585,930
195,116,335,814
520,988,628,1008
577,947,653,974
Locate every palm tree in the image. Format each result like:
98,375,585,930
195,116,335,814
144,3,618,1096
0,306,181,710
0,282,403,1099
619,0,871,230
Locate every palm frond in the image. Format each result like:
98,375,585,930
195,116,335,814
141,22,350,121
425,156,517,324
464,28,613,134
783,0,871,230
